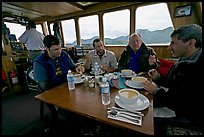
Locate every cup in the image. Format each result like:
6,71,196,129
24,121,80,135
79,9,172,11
131,76,146,87
118,88,140,105
121,69,132,76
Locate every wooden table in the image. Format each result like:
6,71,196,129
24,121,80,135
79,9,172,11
35,81,154,135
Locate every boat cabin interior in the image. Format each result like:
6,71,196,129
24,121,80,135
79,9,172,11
2,2,202,136
2,1,202,93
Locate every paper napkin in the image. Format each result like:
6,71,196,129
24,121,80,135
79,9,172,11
107,111,142,126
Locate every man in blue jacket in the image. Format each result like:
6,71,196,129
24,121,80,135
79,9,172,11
33,35,84,123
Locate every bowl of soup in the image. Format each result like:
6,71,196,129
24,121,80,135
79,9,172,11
131,76,147,87
121,69,132,76
118,88,140,105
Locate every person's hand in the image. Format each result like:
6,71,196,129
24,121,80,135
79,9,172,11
148,55,156,65
84,55,91,70
143,80,158,94
148,69,160,80
101,65,108,72
85,54,90,63
76,64,85,75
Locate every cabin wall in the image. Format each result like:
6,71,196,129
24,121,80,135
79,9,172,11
106,45,171,61
167,2,202,28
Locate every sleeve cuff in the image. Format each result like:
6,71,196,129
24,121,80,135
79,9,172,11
152,86,169,95
152,87,160,95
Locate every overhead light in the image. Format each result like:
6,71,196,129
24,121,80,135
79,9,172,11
76,2,98,6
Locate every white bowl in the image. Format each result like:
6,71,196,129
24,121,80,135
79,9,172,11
118,88,140,105
131,76,146,87
121,69,132,76
73,74,82,82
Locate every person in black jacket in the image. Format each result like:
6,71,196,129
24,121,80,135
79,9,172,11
143,24,203,134
118,33,159,74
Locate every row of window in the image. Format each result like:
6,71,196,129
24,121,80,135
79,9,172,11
5,3,173,46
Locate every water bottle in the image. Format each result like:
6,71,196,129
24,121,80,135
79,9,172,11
67,70,75,91
100,77,110,105
94,62,100,77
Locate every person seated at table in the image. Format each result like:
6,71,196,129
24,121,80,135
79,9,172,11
33,35,84,122
84,38,118,73
143,24,203,135
118,33,159,74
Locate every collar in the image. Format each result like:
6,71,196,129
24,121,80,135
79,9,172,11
179,48,202,63
94,49,107,57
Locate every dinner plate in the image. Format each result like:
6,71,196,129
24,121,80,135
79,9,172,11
74,78,84,84
125,80,144,89
115,94,149,111
90,70,105,75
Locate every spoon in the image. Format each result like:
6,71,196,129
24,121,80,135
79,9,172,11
108,110,140,124
108,108,141,120
111,107,144,116
137,72,147,76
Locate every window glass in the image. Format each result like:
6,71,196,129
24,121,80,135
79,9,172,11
136,3,174,45
4,22,25,41
104,9,130,45
79,15,99,46
50,23,54,35
61,19,76,46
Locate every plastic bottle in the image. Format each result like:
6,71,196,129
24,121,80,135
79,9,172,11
94,62,100,77
67,70,75,91
100,77,110,105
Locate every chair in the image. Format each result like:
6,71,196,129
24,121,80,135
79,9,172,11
158,58,175,77
25,66,42,91
25,66,44,119
75,46,94,58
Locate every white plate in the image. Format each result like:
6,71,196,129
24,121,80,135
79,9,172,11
125,80,144,89
90,70,105,75
74,78,84,84
115,94,150,111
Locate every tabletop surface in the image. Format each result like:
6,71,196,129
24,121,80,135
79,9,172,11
35,78,154,135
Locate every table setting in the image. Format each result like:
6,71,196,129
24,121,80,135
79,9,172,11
114,93,150,111
74,69,151,126
106,87,150,126
35,69,154,135
107,106,143,126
